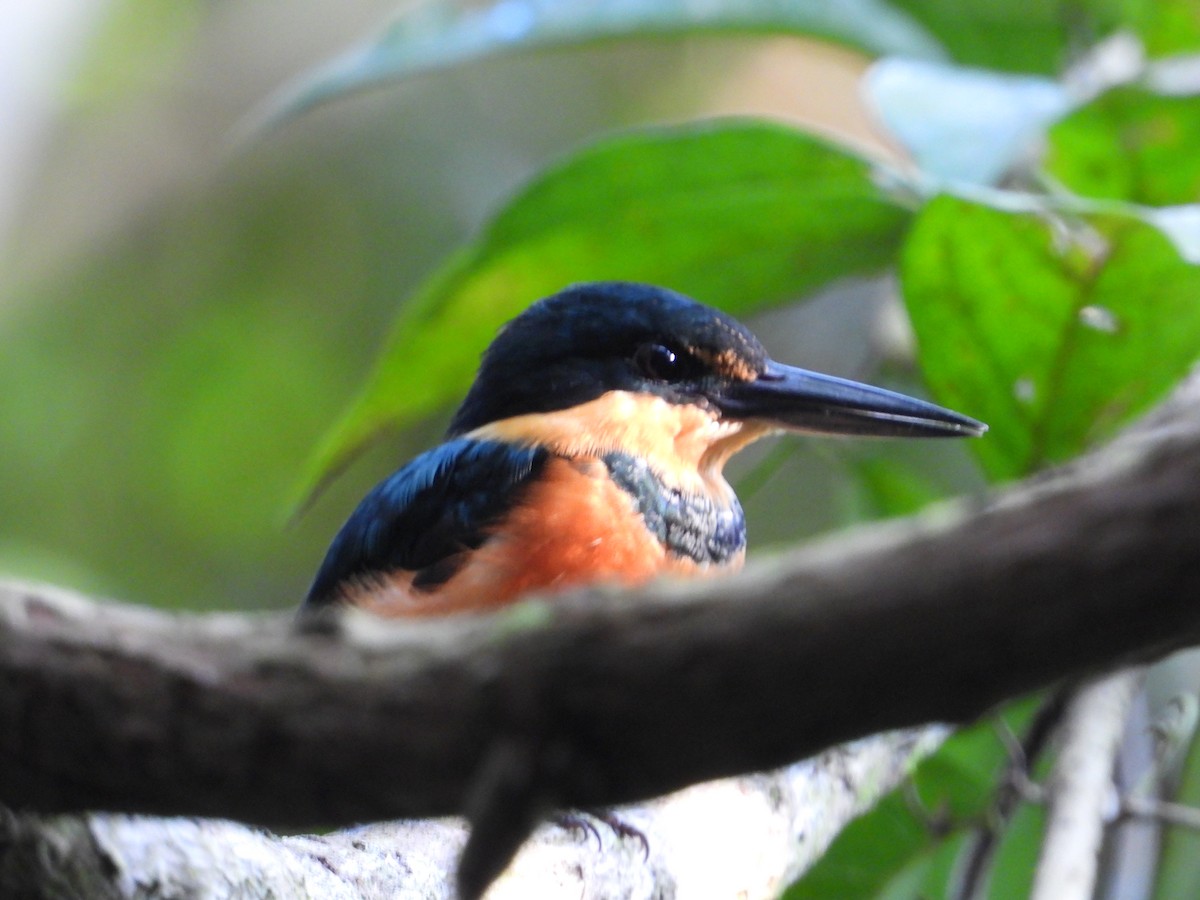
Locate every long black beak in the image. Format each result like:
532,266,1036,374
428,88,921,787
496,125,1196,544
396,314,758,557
716,361,987,438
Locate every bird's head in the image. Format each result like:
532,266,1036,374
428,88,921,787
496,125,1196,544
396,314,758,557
449,282,984,486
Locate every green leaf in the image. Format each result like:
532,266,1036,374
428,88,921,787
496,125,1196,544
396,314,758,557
984,802,1046,899
1047,87,1200,206
903,195,1200,481
885,0,1133,75
1129,0,1200,56
296,120,912,501
257,0,944,125
785,701,1039,898
783,792,946,899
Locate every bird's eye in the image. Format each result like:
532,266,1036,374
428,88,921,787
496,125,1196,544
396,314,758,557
633,342,685,381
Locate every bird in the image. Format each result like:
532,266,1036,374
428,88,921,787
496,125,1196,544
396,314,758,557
305,281,985,617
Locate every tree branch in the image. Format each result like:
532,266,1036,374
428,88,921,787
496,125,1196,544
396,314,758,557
0,730,941,899
1030,670,1143,900
3,371,1200,893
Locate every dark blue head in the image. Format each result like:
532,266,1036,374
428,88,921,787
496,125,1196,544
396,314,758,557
449,282,767,435
447,282,986,440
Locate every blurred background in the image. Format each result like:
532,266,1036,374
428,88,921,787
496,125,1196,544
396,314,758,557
0,0,976,611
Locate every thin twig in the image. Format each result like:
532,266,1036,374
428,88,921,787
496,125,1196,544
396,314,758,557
1029,669,1144,900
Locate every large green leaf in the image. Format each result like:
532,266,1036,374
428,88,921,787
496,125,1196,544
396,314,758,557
903,195,1200,481
298,120,911,499
886,0,1135,75
1047,87,1200,206
258,0,944,125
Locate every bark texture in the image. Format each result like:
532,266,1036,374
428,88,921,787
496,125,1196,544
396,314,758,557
0,729,940,899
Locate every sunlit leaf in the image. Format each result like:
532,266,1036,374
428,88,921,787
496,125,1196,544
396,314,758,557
903,195,1200,481
910,179,1200,268
1128,0,1200,57
1047,87,1200,207
885,0,1133,74
297,120,912,502
257,0,944,125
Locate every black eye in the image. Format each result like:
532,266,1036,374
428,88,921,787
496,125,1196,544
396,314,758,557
633,342,684,381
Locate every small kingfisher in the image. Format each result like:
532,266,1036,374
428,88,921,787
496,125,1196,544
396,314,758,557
305,282,985,616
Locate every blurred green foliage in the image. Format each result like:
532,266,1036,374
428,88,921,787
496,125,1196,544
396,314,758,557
787,700,1041,899
0,170,384,605
3,0,1200,896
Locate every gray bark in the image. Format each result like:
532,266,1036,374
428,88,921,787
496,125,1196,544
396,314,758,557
1,729,941,899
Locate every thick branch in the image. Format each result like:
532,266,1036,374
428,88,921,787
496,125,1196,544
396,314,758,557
3,373,1200,837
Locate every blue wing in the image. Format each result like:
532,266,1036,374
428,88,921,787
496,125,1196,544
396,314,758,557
304,438,549,607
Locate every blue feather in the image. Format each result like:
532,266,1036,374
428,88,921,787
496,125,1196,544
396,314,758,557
305,439,548,606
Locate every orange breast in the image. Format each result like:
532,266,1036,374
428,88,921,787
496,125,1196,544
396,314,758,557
344,456,740,617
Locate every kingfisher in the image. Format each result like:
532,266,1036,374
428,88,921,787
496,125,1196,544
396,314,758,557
305,282,985,616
